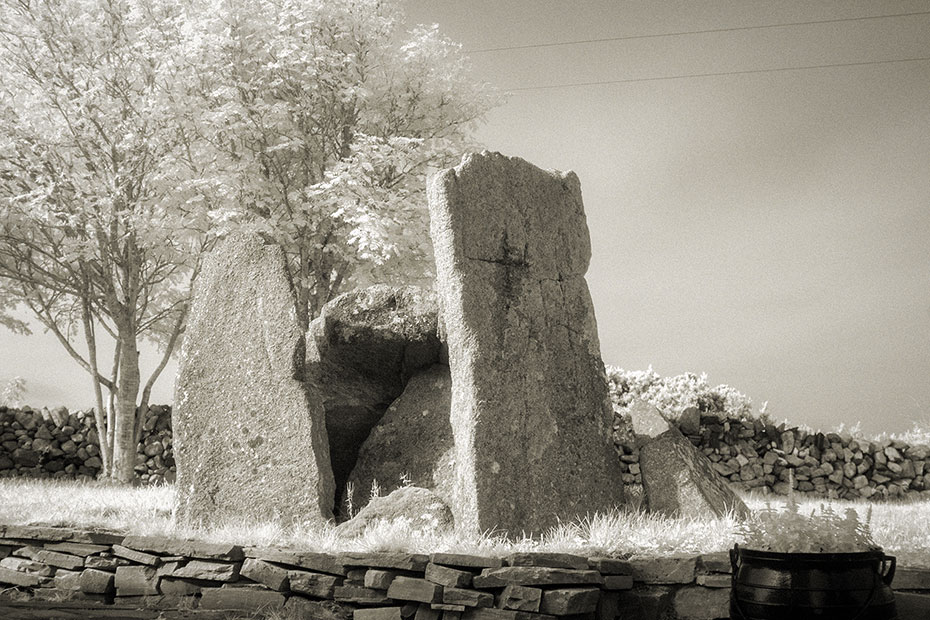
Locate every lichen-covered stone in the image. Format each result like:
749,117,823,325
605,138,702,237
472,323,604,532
337,487,454,538
428,151,624,535
346,364,455,514
174,232,334,525
640,430,751,519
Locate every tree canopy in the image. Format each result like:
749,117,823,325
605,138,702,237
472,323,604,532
0,0,497,481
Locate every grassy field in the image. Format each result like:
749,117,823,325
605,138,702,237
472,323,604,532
1,478,928,565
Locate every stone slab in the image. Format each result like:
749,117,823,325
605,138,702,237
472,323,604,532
53,569,83,591
0,565,42,587
498,584,542,612
246,546,346,575
387,576,443,603
43,543,109,557
0,526,123,545
697,552,732,574
33,550,84,571
431,554,503,570
539,588,600,615
114,565,159,596
80,568,115,594
335,585,394,605
473,567,603,588
426,563,473,588
199,586,286,610
159,577,208,596
505,553,588,571
84,556,129,571
356,608,404,620
366,569,402,590
170,559,239,582
240,558,288,591
603,575,634,590
443,587,494,608
289,570,343,598
343,553,430,572
120,535,245,561
173,232,335,525
629,556,697,584
586,557,632,576
695,574,731,588
428,151,625,535
111,545,160,566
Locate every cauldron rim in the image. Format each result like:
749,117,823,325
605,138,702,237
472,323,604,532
735,543,887,564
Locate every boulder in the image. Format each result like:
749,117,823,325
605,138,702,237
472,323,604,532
345,364,455,514
428,151,625,535
628,400,750,518
336,486,454,538
173,232,334,525
306,285,442,513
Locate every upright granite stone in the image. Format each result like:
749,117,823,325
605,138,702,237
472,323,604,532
174,233,334,525
428,151,625,535
628,400,751,519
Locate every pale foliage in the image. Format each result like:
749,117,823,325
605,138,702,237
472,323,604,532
0,375,26,407
606,365,759,421
177,0,500,324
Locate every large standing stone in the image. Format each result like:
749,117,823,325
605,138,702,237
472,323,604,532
628,400,750,518
306,285,442,514
345,364,455,513
174,233,334,525
428,151,625,535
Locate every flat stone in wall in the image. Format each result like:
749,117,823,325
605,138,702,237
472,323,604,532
429,151,624,536
173,232,334,526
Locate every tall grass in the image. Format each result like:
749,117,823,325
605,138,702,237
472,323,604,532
1,478,928,564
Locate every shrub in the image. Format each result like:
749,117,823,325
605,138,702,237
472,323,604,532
606,365,757,421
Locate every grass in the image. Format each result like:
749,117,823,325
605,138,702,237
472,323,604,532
1,478,928,566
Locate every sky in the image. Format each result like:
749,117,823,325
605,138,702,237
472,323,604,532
1,0,929,436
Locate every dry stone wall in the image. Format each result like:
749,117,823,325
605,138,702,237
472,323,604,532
1,525,929,620
0,405,174,484
614,410,930,502
4,400,930,505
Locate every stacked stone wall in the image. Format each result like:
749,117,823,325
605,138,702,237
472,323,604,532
3,401,930,504
0,525,928,619
614,412,930,502
0,405,174,484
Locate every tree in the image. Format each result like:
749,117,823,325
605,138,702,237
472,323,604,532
181,0,499,327
0,0,497,483
0,0,213,482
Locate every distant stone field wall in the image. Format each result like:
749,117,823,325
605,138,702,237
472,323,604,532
614,409,930,502
3,403,929,503
0,405,174,484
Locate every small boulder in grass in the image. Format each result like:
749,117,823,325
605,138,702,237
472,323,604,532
336,486,453,537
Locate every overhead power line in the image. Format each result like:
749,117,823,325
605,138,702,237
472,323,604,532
504,56,930,92
466,10,930,54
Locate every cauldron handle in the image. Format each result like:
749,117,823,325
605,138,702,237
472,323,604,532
729,543,741,574
881,554,896,586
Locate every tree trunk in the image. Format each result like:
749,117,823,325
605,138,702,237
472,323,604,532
111,331,141,484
